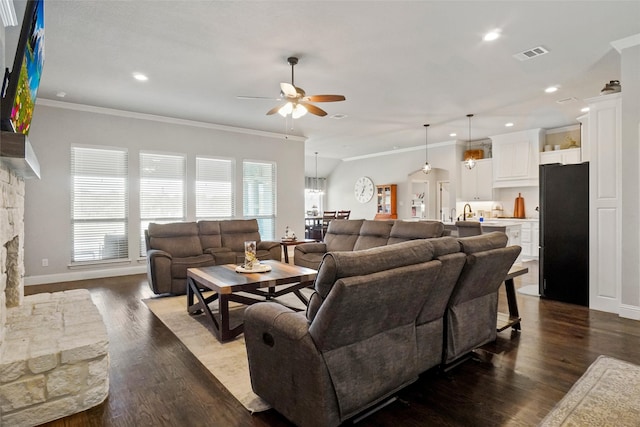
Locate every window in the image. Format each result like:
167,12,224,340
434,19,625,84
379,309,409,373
243,161,276,240
304,176,325,215
196,156,235,220
140,152,186,256
71,146,128,263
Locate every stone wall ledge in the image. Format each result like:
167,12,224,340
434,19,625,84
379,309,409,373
0,289,109,427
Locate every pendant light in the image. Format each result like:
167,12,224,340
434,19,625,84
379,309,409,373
464,114,476,170
422,123,432,174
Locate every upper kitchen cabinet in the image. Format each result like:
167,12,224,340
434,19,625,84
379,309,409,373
460,158,493,201
491,129,544,188
540,147,582,165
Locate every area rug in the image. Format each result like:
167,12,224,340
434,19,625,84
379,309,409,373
517,284,540,297
539,355,640,426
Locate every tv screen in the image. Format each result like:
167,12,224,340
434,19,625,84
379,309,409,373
0,0,45,135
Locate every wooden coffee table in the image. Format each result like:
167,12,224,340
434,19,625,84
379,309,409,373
186,260,317,342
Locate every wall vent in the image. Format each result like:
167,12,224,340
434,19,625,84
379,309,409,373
513,46,549,61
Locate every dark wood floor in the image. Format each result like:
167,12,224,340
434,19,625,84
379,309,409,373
27,261,640,427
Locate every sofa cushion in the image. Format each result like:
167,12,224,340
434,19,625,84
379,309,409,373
198,220,223,249
324,219,364,252
307,239,435,322
170,254,216,279
147,222,203,258
352,220,393,251
219,219,261,252
387,220,445,245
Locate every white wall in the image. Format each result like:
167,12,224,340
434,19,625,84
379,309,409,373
619,41,640,315
327,142,462,220
24,102,306,283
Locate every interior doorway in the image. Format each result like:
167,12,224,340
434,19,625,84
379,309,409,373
437,181,451,222
407,168,449,220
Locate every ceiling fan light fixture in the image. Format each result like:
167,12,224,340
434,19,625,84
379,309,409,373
278,102,293,117
292,104,308,119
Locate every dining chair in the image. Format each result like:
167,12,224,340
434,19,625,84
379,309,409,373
322,211,337,238
336,210,351,220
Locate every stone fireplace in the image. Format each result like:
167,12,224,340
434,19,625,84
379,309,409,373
0,162,110,426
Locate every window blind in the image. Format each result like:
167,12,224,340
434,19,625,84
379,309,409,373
196,156,235,220
70,146,128,262
243,161,276,240
140,152,186,256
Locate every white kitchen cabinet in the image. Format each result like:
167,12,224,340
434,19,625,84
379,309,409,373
540,148,581,165
586,93,621,314
491,128,543,188
519,220,540,259
460,158,493,201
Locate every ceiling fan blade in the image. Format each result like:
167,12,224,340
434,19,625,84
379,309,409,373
303,94,346,103
266,104,285,115
280,82,298,98
237,95,282,100
302,102,328,117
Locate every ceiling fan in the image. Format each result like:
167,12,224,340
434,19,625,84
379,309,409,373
239,57,346,118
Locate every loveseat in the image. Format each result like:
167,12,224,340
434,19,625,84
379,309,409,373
245,232,521,426
145,219,281,295
293,219,448,269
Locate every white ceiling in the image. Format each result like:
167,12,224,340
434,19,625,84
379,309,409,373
7,1,640,176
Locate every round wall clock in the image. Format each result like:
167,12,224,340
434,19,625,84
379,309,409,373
354,176,374,203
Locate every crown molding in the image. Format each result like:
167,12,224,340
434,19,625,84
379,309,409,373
36,98,307,142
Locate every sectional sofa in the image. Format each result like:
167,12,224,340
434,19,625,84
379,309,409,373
294,219,448,269
245,232,521,427
144,219,281,295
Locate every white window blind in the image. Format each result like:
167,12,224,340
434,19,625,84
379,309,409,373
196,157,235,220
71,146,128,263
140,152,186,256
243,161,276,240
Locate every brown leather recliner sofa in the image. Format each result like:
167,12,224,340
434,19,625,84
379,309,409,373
293,219,449,270
145,219,281,295
244,232,521,426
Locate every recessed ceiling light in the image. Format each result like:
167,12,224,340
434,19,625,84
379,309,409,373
483,29,501,41
449,133,457,137
56,91,66,98
505,122,514,127
133,72,148,81
545,86,559,93
581,107,590,113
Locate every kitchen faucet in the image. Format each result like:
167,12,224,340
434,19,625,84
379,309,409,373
463,203,472,221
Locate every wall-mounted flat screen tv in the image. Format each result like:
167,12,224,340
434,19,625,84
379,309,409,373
1,0,45,135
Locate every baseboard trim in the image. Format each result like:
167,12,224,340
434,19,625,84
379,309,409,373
619,304,640,321
25,265,146,286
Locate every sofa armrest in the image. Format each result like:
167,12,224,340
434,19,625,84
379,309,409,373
294,242,327,255
244,303,341,427
146,249,172,294
258,240,280,251
147,248,172,260
257,240,282,262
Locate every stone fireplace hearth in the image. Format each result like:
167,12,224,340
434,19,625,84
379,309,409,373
0,163,109,426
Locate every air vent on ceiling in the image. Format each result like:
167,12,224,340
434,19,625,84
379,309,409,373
556,97,578,104
513,46,549,61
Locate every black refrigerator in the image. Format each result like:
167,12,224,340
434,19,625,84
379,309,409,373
539,162,589,306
